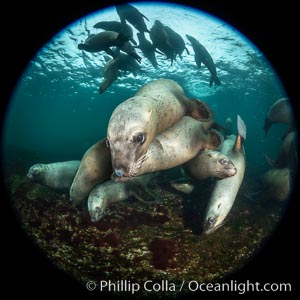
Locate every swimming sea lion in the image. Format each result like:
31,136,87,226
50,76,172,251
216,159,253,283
116,3,150,33
27,161,80,190
203,115,246,234
70,139,112,205
186,34,221,87
93,20,137,45
88,173,158,222
263,98,294,134
184,149,237,181
111,116,223,181
78,31,141,63
106,79,213,180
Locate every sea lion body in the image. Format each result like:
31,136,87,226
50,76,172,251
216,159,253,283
27,161,80,190
93,21,137,45
78,31,141,62
203,115,246,234
263,98,293,133
88,173,157,222
186,34,221,87
70,139,112,205
107,79,213,180
116,3,150,33
184,149,237,180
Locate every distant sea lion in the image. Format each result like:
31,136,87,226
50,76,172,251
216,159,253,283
27,161,80,190
186,34,221,87
203,115,246,234
112,116,223,181
116,3,150,33
106,79,213,180
70,139,112,205
184,149,237,181
263,98,294,134
261,167,291,202
88,173,158,222
78,31,141,63
93,20,137,45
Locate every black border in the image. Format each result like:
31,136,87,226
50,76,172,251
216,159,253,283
1,0,299,298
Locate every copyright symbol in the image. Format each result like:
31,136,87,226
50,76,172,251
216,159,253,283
86,281,97,291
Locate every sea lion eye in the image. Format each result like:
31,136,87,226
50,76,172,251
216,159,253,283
219,159,228,165
95,207,101,213
133,133,145,144
105,138,110,148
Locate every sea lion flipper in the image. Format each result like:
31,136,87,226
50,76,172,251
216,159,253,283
237,115,246,141
189,98,214,122
234,115,247,152
131,185,159,203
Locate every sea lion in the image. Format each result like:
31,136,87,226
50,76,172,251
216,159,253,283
106,79,213,180
116,3,150,33
263,98,294,134
261,167,291,202
203,115,246,235
27,161,80,190
70,139,112,205
111,116,223,181
93,20,137,45
186,34,221,87
184,149,237,181
78,31,141,63
88,173,158,222
137,32,161,69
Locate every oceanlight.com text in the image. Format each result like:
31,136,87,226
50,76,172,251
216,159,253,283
86,279,292,294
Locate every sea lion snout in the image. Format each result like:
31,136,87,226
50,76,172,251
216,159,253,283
203,216,217,235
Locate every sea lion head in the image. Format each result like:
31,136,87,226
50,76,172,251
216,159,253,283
203,208,227,235
27,164,47,182
205,150,237,178
107,99,153,181
88,194,108,222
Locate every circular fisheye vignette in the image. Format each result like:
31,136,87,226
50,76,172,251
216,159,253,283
1,1,296,296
